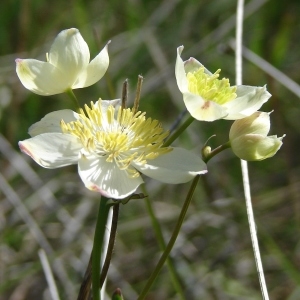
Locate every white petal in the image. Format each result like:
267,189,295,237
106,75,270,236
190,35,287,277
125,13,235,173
19,133,82,168
184,57,212,75
15,59,69,95
73,43,109,88
252,135,283,160
231,134,283,161
48,28,90,87
229,111,270,140
175,46,189,93
29,110,79,136
224,85,271,120
133,147,207,184
96,99,121,113
78,154,144,199
91,99,121,127
183,93,228,121
96,99,121,119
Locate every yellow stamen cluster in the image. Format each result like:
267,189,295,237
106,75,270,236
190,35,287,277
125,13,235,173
60,101,171,177
187,66,237,105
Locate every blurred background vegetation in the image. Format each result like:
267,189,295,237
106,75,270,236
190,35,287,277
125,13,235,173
0,0,300,299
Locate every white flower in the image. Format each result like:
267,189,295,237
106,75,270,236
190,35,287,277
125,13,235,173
16,28,109,96
175,46,271,121
19,100,207,199
229,111,284,161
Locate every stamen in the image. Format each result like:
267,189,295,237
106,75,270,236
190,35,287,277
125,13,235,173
60,101,172,175
187,67,237,105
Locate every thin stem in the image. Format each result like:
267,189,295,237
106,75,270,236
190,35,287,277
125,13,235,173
163,115,195,147
137,175,200,300
65,89,81,110
202,142,231,163
77,204,116,300
142,186,185,299
92,197,111,300
99,204,120,288
241,160,269,300
235,0,269,299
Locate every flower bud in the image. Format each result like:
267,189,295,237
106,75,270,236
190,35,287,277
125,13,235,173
229,112,284,161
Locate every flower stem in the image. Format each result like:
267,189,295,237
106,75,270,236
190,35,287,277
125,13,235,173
92,197,111,300
241,159,270,300
235,0,269,298
142,186,185,299
163,115,195,147
137,175,201,300
99,204,120,288
202,141,231,163
65,89,81,110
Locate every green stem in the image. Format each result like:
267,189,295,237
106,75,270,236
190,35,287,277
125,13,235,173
77,202,118,300
137,175,201,300
143,192,185,299
92,197,111,300
99,204,120,288
65,89,81,110
163,115,195,147
202,141,231,163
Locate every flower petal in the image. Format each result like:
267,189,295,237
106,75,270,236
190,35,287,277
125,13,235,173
224,85,271,120
175,46,213,95
133,147,207,184
48,28,90,87
15,59,69,95
78,154,144,199
183,93,228,121
231,134,284,161
229,111,271,140
73,42,109,88
29,110,79,136
19,133,82,168
175,46,189,93
96,99,121,113
184,57,212,75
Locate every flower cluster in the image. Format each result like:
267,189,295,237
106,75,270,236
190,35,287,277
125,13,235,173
16,29,284,199
175,45,284,160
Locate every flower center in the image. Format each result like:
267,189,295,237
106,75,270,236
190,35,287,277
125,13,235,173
60,101,171,177
186,67,237,105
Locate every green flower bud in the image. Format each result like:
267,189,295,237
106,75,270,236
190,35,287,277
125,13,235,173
229,112,284,161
